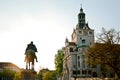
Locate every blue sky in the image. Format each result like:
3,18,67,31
0,0,120,70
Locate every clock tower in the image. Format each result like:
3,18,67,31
72,7,94,47
63,7,100,80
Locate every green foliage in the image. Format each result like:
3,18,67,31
86,43,120,78
0,69,16,79
37,68,49,80
54,47,64,77
86,28,120,79
13,72,21,80
42,71,56,80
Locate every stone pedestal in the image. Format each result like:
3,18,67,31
21,69,37,80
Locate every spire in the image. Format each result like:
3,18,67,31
65,37,69,46
80,4,83,12
65,37,69,43
78,5,86,29
81,4,82,8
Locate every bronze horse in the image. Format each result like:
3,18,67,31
24,41,38,70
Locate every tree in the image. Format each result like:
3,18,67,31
37,68,49,80
54,47,64,78
0,69,16,80
85,28,120,79
42,71,56,80
96,28,120,44
13,72,21,80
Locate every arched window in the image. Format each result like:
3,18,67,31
92,72,98,77
82,39,85,43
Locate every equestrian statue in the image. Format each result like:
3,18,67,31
24,41,38,70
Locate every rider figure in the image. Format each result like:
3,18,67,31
25,41,38,62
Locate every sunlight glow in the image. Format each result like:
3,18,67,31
0,0,120,71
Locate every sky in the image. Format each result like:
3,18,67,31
0,0,120,71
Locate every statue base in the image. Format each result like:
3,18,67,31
21,69,37,80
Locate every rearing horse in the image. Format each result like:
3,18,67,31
24,41,38,70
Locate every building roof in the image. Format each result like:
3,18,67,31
0,62,21,72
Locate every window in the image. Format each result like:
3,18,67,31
73,71,76,75
82,60,85,68
92,72,98,77
73,64,76,68
78,48,82,52
89,31,92,35
80,15,84,19
90,42,92,45
78,56,80,59
73,70,80,75
84,70,87,74
69,48,73,52
82,70,85,75
80,37,82,39
82,39,85,44
77,70,80,74
88,70,91,75
78,61,80,68
110,73,115,78
79,31,82,34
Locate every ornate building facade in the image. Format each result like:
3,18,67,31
63,7,100,80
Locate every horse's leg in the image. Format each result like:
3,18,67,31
29,62,30,69
25,61,27,69
31,61,34,70
36,56,38,62
35,54,38,62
